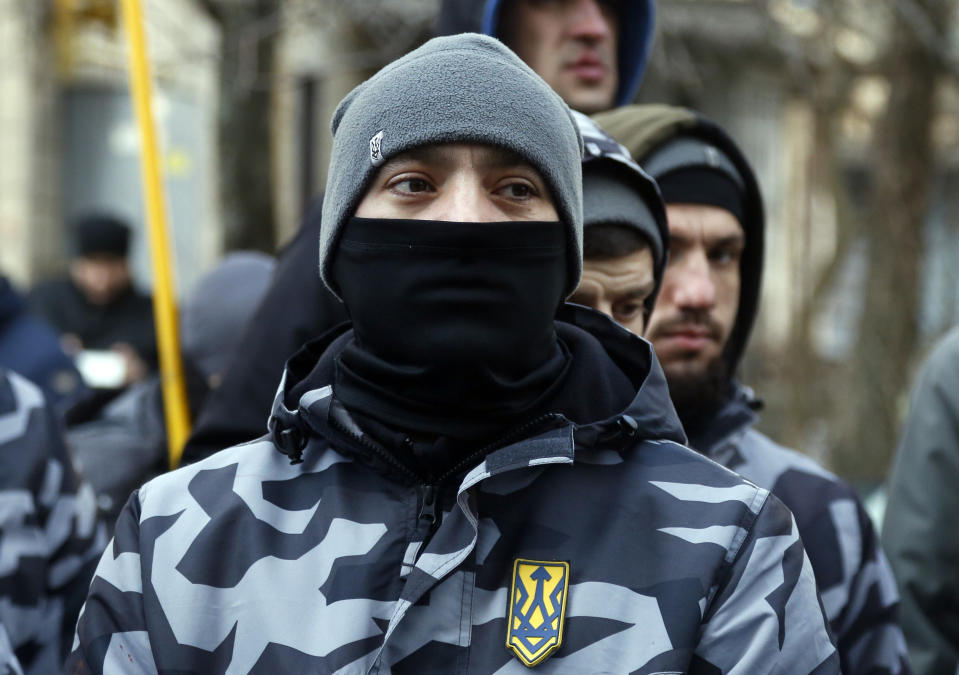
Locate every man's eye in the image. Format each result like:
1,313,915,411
392,178,433,194
710,247,740,265
614,302,642,319
498,182,535,199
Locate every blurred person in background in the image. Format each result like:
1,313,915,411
71,34,838,672
594,103,909,674
883,326,959,675
0,367,106,674
28,214,156,393
0,274,86,411
436,0,654,114
180,0,656,465
67,252,275,529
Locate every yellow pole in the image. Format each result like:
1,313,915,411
120,0,191,468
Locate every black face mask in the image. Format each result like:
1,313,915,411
331,216,571,439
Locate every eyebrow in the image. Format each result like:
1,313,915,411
669,232,745,247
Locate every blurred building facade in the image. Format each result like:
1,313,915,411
0,0,220,296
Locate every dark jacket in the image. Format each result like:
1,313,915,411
0,368,106,674
180,201,348,465
27,277,157,370
0,277,86,410
72,307,838,673
596,104,909,674
883,327,959,675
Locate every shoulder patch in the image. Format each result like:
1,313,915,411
506,558,569,667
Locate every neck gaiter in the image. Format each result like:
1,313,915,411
331,216,571,439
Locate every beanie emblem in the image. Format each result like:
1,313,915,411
370,130,385,167
705,145,721,168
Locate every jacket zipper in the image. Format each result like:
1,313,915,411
327,413,442,555
418,484,438,525
328,409,566,552
434,412,564,485
327,411,424,484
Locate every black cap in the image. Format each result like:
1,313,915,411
73,214,131,258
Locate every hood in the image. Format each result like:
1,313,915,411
434,0,655,108
268,304,686,468
180,252,276,381
591,104,765,377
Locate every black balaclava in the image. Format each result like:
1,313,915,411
331,217,571,441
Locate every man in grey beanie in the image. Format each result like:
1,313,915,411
72,34,838,673
568,110,668,337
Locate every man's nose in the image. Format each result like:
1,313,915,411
433,181,502,222
569,0,614,42
673,253,716,309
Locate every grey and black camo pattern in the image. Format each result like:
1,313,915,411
0,369,106,674
573,110,643,172
72,386,838,673
704,392,909,674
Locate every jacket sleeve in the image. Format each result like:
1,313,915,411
0,623,24,675
69,491,157,674
36,388,108,665
694,493,840,674
826,497,910,674
179,199,348,466
0,370,106,672
883,328,959,675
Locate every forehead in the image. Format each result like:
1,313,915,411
380,143,540,173
581,248,654,289
665,203,743,240
509,0,621,20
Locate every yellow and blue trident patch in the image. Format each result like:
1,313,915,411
506,559,570,667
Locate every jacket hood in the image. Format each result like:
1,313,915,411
180,252,276,380
434,0,655,108
591,104,765,376
269,304,686,468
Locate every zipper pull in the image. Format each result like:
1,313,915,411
419,485,438,525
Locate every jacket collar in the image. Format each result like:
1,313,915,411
268,304,686,473
685,381,761,455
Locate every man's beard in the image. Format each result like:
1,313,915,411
664,355,730,442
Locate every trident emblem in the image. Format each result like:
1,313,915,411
506,559,570,667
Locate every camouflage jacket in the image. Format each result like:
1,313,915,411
72,308,838,673
0,369,105,674
695,385,909,674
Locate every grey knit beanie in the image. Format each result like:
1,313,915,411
572,110,667,287
320,32,584,297
582,167,662,263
